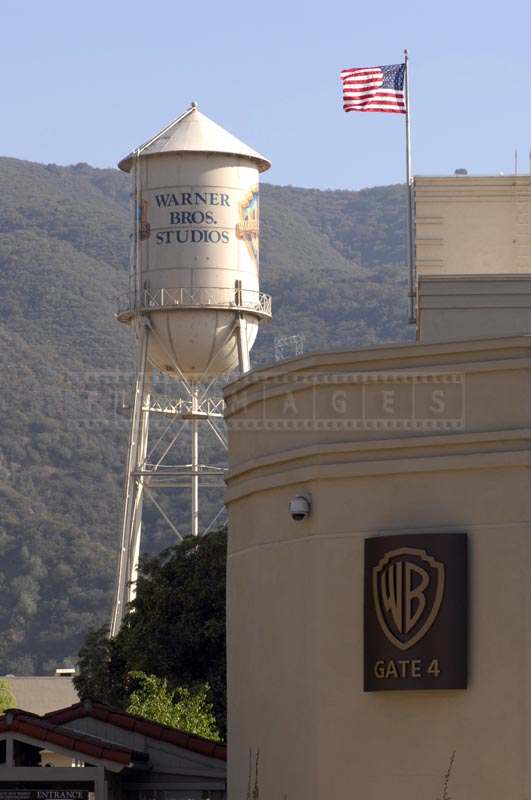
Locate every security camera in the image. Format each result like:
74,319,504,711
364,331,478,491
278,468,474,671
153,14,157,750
289,492,312,521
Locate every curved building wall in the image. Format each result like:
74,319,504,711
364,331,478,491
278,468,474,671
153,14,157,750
224,337,531,799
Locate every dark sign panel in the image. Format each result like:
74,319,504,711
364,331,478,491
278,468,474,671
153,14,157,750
364,533,467,691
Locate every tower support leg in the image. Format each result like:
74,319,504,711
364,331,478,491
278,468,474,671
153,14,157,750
126,385,150,604
236,314,250,374
191,386,199,537
110,321,150,637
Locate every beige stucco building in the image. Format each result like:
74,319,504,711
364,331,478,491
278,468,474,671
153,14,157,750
416,175,531,341
225,175,531,798
3,674,78,716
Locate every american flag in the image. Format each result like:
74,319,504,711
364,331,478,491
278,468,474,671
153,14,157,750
340,64,406,114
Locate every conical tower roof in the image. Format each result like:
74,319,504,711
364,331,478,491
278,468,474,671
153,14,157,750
118,103,271,173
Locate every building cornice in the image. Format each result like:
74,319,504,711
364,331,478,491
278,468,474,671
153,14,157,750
225,335,531,405
225,428,531,502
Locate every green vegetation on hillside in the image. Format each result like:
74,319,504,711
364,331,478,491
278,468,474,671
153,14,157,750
0,156,412,674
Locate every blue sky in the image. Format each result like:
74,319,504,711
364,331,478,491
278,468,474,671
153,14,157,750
3,0,531,190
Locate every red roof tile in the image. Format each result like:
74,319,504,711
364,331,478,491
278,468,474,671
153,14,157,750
0,709,148,766
45,700,227,762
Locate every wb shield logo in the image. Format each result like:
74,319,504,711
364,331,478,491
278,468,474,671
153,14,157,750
373,547,445,651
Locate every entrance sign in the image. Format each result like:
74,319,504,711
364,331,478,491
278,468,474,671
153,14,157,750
0,793,89,800
364,533,467,691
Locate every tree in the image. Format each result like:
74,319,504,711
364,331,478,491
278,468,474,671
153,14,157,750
115,526,227,734
73,626,127,708
127,671,220,741
0,680,16,712
75,527,227,735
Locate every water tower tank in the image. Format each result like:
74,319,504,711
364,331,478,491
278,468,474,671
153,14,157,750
117,103,272,379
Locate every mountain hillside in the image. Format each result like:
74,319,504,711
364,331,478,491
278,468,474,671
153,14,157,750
0,157,412,673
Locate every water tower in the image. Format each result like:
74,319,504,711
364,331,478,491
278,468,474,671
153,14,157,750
110,104,271,635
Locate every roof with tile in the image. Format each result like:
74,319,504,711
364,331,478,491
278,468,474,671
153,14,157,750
0,708,149,766
44,699,227,761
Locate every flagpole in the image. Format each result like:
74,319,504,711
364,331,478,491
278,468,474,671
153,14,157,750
404,48,415,324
